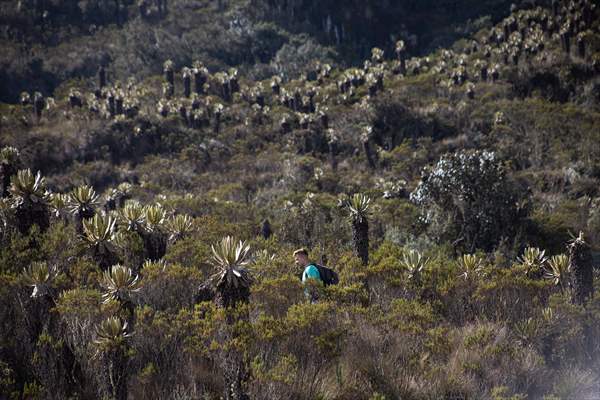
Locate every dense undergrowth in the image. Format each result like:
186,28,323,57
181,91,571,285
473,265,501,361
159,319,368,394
2,0,600,399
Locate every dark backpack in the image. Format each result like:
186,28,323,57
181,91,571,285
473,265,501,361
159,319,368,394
314,264,339,286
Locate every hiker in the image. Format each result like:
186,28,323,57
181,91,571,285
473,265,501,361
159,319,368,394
294,248,339,302
294,248,322,302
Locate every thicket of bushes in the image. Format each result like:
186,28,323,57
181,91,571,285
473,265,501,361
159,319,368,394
1,0,600,398
1,210,600,399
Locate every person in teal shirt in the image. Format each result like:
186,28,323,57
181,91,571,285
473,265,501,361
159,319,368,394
294,248,322,302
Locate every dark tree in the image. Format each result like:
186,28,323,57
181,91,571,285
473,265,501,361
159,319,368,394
182,67,192,97
568,233,594,305
361,126,377,169
33,92,45,121
577,34,586,58
193,62,208,94
0,146,21,198
142,205,168,261
260,219,272,239
67,186,99,235
347,194,371,266
99,66,107,89
207,237,253,400
163,60,174,96
81,214,120,271
9,169,50,234
94,317,132,400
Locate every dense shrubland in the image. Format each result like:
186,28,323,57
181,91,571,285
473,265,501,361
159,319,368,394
2,0,600,399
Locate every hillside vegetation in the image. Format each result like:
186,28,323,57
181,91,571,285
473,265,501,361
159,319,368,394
1,0,600,399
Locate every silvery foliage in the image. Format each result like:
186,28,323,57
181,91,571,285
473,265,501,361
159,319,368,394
375,177,406,199
410,150,524,251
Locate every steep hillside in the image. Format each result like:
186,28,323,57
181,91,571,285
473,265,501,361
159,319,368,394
1,0,600,399
0,0,520,102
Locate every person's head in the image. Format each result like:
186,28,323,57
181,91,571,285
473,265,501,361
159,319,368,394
293,248,310,267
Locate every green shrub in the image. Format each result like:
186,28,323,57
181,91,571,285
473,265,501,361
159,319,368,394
411,149,528,252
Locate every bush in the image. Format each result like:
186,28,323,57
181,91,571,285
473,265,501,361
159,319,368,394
410,149,528,252
137,262,202,310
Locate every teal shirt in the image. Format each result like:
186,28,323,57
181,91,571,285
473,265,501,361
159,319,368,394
302,264,321,283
